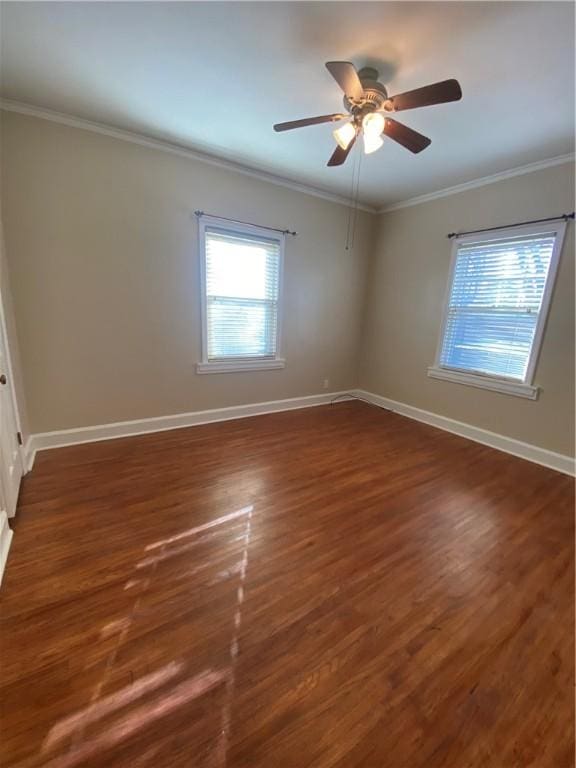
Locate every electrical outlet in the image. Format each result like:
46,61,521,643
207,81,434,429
323,378,329,390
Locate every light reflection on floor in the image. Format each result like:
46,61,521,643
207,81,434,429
217,506,253,766
35,504,255,767
43,661,184,751
144,506,254,551
42,669,230,768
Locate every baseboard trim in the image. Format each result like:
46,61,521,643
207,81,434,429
356,389,575,477
28,391,353,456
0,512,13,587
24,389,575,477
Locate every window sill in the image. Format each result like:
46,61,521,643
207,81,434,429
427,366,539,400
196,358,286,374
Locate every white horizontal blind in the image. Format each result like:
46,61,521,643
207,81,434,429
440,231,557,381
204,226,281,360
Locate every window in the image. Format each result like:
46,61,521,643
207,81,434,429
197,216,285,373
429,221,567,399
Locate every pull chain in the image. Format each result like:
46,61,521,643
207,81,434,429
350,149,362,251
345,142,362,252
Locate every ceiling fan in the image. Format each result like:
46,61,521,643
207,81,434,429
273,62,462,166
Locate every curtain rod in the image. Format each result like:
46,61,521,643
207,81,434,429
447,212,575,240
194,210,297,236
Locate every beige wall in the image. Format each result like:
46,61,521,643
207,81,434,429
360,162,575,457
1,112,374,432
2,110,574,458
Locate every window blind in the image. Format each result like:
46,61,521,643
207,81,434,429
439,231,557,381
204,226,281,360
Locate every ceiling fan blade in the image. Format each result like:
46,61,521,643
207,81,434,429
327,134,357,167
386,79,462,112
273,114,345,132
325,61,364,100
383,118,431,153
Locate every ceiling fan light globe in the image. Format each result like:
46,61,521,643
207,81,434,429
332,122,356,150
363,132,384,155
362,112,385,136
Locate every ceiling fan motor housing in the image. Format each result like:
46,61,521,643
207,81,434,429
344,67,389,116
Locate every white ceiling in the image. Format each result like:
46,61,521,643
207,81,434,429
1,2,574,208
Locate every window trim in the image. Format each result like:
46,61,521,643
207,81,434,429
196,214,285,374
429,220,567,398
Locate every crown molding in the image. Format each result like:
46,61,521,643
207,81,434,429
0,98,377,214
378,153,575,213
2,98,572,218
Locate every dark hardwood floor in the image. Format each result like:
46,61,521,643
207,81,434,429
0,401,573,767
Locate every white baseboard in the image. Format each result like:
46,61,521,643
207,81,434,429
24,389,575,477
28,391,354,455
0,512,13,587
356,389,575,477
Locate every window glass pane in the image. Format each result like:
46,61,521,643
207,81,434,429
441,309,538,379
439,231,556,380
207,299,277,359
204,226,280,360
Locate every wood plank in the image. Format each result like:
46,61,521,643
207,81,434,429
0,402,573,767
